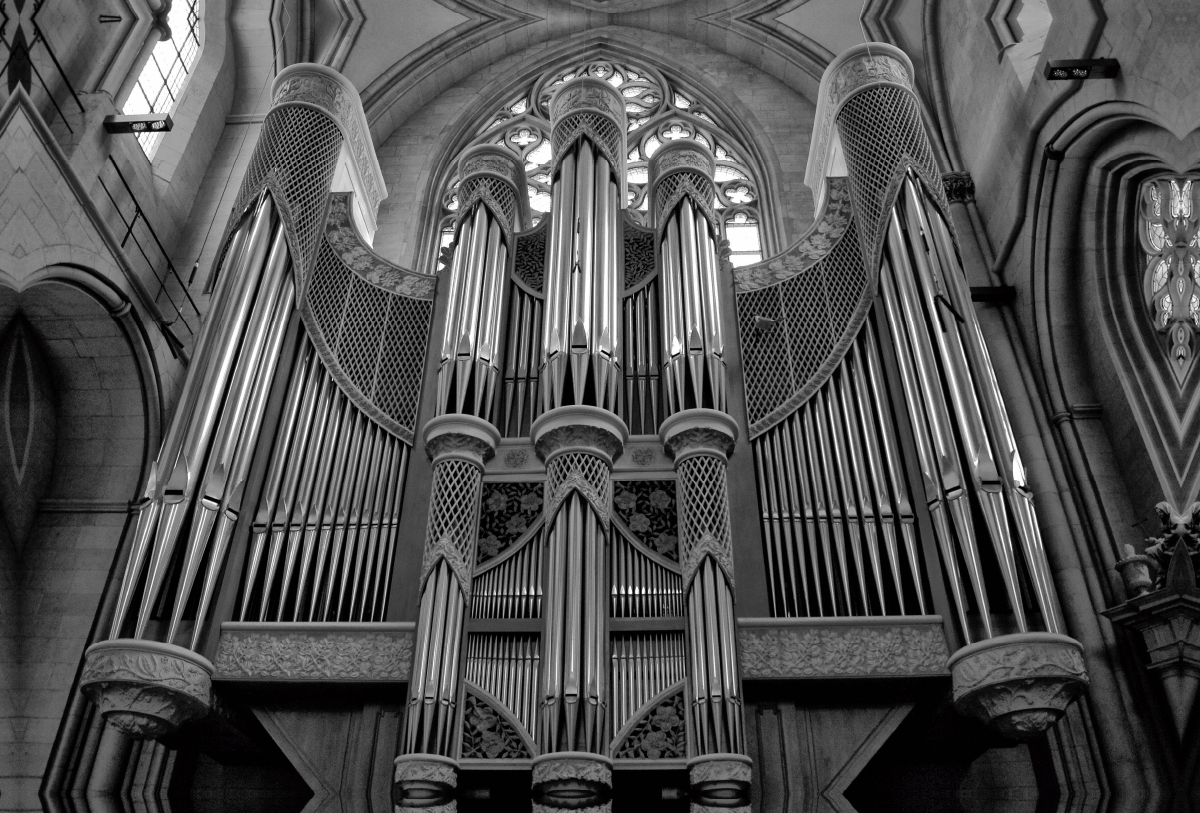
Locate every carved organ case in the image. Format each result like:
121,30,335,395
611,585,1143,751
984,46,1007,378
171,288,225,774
77,45,1090,813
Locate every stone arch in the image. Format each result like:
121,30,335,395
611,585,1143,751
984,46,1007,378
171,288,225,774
0,267,163,804
372,25,815,275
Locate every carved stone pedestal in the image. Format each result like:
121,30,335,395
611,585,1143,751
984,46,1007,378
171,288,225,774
394,754,458,813
948,632,1088,740
688,753,751,812
80,639,213,739
531,752,613,813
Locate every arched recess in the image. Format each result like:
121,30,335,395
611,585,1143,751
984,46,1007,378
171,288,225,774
372,26,813,276
0,268,163,799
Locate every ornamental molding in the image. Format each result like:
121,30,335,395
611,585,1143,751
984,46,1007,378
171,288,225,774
394,754,458,786
532,406,628,464
650,141,715,180
271,64,385,218
532,752,613,786
689,754,753,785
549,78,626,127
212,624,414,681
81,639,213,738
394,753,457,812
421,534,475,598
324,194,435,299
948,633,1089,741
732,177,853,292
423,414,501,465
738,620,949,679
805,43,913,205
460,145,526,193
680,531,735,593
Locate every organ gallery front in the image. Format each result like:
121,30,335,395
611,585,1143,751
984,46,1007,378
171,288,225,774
71,44,1091,812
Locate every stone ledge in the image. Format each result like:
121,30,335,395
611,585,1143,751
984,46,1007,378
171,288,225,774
212,622,415,682
738,616,950,679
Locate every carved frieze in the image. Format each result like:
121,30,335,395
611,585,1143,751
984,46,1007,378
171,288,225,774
80,639,213,739
738,621,949,679
533,751,613,812
394,753,457,813
948,632,1088,740
324,194,435,299
213,624,414,681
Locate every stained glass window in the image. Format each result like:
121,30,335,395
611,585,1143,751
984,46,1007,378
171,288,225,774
123,0,202,155
1139,176,1200,377
437,58,765,265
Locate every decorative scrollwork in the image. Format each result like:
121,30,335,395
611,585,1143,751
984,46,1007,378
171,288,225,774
614,691,686,759
461,692,531,759
478,482,544,563
613,480,678,560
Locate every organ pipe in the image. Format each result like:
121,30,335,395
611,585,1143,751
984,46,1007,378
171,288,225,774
540,77,626,412
651,140,749,806
439,146,530,418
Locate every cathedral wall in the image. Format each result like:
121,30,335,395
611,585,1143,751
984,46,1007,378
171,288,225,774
370,27,817,274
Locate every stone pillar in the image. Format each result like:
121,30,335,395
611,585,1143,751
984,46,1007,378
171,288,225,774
396,415,499,812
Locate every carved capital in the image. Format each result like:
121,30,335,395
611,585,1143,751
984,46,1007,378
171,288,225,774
532,406,627,466
689,754,752,811
661,409,738,462
394,754,457,812
948,633,1088,741
80,639,213,739
270,63,384,218
423,414,501,466
942,171,975,203
532,752,613,811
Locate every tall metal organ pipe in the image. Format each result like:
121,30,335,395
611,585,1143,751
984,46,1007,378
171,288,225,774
651,141,751,810
528,77,629,813
811,42,1085,740
396,148,524,810
540,77,626,413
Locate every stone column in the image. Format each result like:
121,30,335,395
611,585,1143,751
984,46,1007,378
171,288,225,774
395,415,499,812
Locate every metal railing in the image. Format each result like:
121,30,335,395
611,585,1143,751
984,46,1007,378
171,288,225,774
98,156,200,338
0,0,85,133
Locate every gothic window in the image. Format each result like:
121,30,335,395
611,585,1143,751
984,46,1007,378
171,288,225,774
1139,176,1200,378
436,59,766,266
122,0,202,155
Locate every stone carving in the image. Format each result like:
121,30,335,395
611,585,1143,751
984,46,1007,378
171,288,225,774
272,68,382,216
949,633,1088,740
461,692,531,759
421,535,474,598
533,752,613,810
425,432,496,466
653,171,717,236
680,530,735,592
663,426,736,461
394,753,457,813
545,454,612,527
630,447,655,467
1142,502,1200,589
504,448,529,468
1105,534,1200,739
533,423,624,463
324,193,436,299
213,628,413,681
732,177,853,292
738,623,949,679
613,480,678,560
478,481,543,562
80,640,213,739
614,691,686,759
942,171,976,203
689,754,752,811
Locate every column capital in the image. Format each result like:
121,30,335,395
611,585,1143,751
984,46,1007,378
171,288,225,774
422,414,501,467
660,409,738,463
394,753,458,812
532,405,628,466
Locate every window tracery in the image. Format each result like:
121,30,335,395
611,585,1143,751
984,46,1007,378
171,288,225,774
123,0,202,155
436,59,765,267
1139,176,1200,380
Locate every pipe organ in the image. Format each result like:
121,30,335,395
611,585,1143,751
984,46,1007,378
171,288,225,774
76,44,1089,813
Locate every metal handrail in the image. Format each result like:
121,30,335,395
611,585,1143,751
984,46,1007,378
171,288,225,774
98,156,200,336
